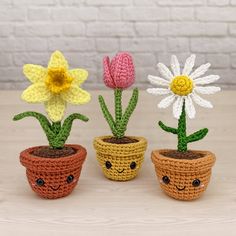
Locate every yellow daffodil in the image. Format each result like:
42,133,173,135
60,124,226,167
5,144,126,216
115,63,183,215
22,51,91,122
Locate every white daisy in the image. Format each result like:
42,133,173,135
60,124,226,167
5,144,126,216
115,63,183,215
147,55,221,119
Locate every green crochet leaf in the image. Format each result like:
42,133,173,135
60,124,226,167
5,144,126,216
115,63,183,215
116,88,139,138
158,121,178,134
50,113,89,149
13,111,54,143
98,88,139,139
187,128,208,143
158,101,209,152
51,122,61,135
98,95,117,136
13,111,89,149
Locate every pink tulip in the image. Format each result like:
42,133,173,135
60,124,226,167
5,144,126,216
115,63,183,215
103,52,135,89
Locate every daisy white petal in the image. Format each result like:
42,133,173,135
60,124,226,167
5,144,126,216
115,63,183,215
194,86,221,95
148,75,169,86
191,92,213,108
171,55,180,76
157,63,173,80
194,75,220,85
147,88,170,95
185,96,196,119
173,96,184,119
158,95,175,108
190,63,211,79
182,54,196,75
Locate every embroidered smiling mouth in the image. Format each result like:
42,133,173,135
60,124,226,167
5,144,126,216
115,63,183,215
116,169,125,173
50,185,61,191
176,186,186,191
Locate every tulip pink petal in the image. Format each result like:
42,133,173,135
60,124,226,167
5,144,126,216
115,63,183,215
103,56,115,89
111,52,135,89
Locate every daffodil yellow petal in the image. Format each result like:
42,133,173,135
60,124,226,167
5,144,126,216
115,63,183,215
23,64,47,83
61,86,91,104
22,83,50,103
45,95,66,122
70,69,88,85
48,50,68,70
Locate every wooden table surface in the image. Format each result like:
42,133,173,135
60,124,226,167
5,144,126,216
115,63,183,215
0,90,235,236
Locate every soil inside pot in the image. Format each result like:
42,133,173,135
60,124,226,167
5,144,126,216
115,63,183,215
103,136,139,144
31,146,76,158
160,150,205,160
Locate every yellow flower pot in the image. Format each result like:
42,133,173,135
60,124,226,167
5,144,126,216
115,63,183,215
93,136,147,181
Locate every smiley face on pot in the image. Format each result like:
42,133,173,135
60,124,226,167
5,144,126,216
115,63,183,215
157,170,210,200
101,158,142,181
26,169,81,199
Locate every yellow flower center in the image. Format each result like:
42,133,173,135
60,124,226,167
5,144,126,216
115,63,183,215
45,68,73,94
170,75,193,96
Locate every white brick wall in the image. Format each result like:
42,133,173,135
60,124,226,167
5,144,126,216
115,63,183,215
0,0,236,89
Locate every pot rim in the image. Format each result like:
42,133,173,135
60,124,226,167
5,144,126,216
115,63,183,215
151,149,216,173
93,135,147,156
20,144,86,173
94,135,147,146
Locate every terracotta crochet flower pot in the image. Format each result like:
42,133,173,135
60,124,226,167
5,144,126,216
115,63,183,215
151,149,215,201
94,136,147,181
20,144,86,199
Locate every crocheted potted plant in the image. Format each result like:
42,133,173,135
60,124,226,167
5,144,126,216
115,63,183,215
13,51,91,199
147,54,220,200
93,52,147,181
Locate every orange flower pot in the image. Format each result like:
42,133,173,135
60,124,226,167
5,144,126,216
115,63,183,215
151,149,216,201
20,144,86,199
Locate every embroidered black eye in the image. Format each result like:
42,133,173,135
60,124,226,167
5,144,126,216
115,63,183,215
105,161,112,169
162,176,170,184
130,162,136,169
36,178,45,186
192,179,201,187
67,175,74,183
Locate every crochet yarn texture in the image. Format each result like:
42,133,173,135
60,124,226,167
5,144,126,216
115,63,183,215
22,51,91,122
103,52,135,89
94,136,147,181
159,102,208,152
147,54,221,152
99,52,138,139
13,112,89,149
151,150,215,201
99,88,138,139
20,145,86,199
14,50,91,149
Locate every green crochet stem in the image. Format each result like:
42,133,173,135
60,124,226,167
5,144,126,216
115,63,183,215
99,88,139,139
158,102,208,152
115,88,122,124
13,111,89,149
